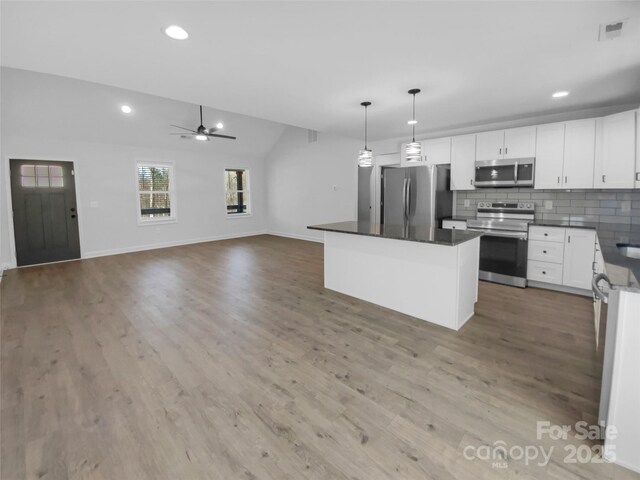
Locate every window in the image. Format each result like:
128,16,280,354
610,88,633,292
20,165,64,188
137,162,175,222
225,168,250,215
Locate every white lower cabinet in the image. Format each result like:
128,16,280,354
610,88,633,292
562,229,597,290
527,226,596,292
442,219,467,230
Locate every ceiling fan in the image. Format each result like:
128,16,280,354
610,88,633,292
170,105,236,141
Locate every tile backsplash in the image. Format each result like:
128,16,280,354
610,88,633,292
454,188,640,231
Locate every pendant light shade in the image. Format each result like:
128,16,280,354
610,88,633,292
357,101,373,167
405,89,422,162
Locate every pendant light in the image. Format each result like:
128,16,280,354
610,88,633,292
405,89,422,162
357,101,373,167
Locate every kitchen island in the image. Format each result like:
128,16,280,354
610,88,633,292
307,221,483,331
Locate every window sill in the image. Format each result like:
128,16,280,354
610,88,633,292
225,213,252,219
137,218,178,226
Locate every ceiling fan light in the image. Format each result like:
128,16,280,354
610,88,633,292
358,149,373,167
195,134,208,141
405,141,422,162
216,122,224,129
407,119,417,125
164,25,189,40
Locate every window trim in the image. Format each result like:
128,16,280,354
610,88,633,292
136,161,177,225
224,167,252,218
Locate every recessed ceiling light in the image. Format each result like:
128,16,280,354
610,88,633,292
195,134,208,141
407,119,418,125
552,91,570,98
121,105,132,114
216,122,224,129
164,25,188,40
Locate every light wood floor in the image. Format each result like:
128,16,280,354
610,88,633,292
1,235,638,480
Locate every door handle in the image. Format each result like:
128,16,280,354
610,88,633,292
405,177,412,221
514,161,518,184
602,174,606,183
402,177,408,221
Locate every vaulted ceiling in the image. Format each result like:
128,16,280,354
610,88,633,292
2,1,640,141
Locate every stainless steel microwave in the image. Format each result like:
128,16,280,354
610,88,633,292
475,158,535,187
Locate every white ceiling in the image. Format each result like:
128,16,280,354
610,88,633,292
2,1,640,141
0,67,287,157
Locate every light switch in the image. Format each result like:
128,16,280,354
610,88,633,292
544,200,553,210
464,199,470,207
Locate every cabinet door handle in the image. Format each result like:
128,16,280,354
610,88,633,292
542,271,546,275
602,174,606,183
636,172,640,181
568,235,571,243
565,176,568,184
505,147,508,155
470,179,473,186
543,250,547,254
544,233,548,237
499,147,502,155
557,176,560,184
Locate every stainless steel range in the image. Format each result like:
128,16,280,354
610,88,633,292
467,202,535,288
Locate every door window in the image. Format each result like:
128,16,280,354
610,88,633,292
20,164,64,188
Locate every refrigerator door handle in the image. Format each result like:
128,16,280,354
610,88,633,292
405,176,412,221
402,177,408,222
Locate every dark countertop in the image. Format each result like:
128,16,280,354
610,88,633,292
307,221,483,246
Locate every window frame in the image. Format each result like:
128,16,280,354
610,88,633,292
224,167,251,218
135,161,177,225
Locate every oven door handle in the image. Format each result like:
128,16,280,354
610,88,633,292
467,228,528,240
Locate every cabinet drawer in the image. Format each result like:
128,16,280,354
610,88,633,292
527,261,563,285
529,226,565,243
528,240,564,264
442,220,467,230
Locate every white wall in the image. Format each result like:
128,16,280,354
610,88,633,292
1,137,267,267
265,127,361,242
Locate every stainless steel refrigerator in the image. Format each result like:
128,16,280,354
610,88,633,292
380,165,453,228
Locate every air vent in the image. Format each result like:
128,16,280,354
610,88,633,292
599,19,627,41
307,129,318,143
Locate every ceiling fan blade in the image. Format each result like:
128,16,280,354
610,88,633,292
169,132,194,135
170,124,197,133
206,133,237,140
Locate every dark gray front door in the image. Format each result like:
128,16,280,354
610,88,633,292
10,159,80,266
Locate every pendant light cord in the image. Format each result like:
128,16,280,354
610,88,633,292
412,94,416,142
364,105,368,150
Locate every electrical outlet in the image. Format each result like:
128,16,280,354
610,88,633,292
544,200,553,210
620,201,631,212
464,199,470,207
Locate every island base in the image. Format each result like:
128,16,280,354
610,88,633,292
323,231,480,331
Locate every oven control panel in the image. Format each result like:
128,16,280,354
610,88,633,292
477,202,534,211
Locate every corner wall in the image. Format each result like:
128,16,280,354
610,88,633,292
265,126,361,242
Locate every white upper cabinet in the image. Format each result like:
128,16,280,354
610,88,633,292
423,137,451,165
475,130,505,161
594,110,637,189
534,123,565,189
563,118,596,189
475,126,536,161
503,126,537,159
451,134,476,191
636,109,640,188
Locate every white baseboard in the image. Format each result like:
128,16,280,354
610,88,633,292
527,280,592,297
266,231,323,243
82,230,268,259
